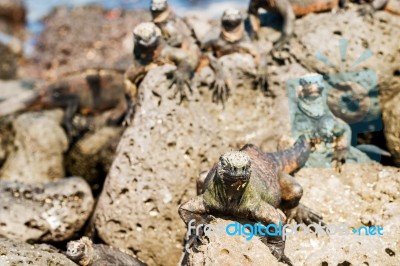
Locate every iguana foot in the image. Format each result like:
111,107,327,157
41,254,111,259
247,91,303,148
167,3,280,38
167,69,193,103
262,237,292,265
286,203,326,226
272,34,290,51
240,67,271,96
211,77,230,106
358,5,375,17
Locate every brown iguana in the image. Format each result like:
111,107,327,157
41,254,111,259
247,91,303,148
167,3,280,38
0,68,127,138
248,0,341,48
66,237,147,266
123,22,200,125
201,8,269,104
179,136,324,265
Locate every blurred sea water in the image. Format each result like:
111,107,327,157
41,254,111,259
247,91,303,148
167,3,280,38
24,0,247,27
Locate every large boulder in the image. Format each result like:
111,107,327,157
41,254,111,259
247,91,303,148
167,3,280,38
0,177,94,242
289,7,400,122
93,53,301,265
0,110,68,183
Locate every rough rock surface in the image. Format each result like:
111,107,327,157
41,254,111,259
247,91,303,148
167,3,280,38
0,237,77,266
181,218,285,266
383,92,400,166
286,163,400,265
94,53,302,265
289,7,400,116
0,177,94,242
66,126,124,192
25,6,150,80
0,110,68,183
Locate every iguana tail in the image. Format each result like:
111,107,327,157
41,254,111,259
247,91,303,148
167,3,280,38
271,136,310,174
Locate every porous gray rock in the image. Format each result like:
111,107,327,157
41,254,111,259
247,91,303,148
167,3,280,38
285,163,399,265
0,177,94,242
0,110,68,183
289,7,400,120
0,237,78,266
180,218,285,266
383,92,400,166
94,53,295,265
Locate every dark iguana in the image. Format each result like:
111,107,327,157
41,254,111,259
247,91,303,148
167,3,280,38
201,8,269,104
248,0,341,48
66,237,146,266
0,68,127,138
123,22,199,125
179,136,324,265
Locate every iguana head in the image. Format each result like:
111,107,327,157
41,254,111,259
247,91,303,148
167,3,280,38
133,22,161,48
221,8,243,31
151,0,168,12
221,8,244,42
66,237,93,266
297,73,326,118
217,151,252,189
150,0,170,22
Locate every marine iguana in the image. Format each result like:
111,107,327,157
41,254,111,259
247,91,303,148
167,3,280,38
201,8,270,104
248,0,341,48
123,22,199,125
66,237,146,266
0,68,127,139
179,136,324,265
150,0,194,47
289,73,382,169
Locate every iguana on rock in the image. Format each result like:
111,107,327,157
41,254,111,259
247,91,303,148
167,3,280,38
201,8,270,104
248,0,341,48
0,68,127,138
179,136,324,265
150,0,194,47
66,237,146,266
123,22,199,125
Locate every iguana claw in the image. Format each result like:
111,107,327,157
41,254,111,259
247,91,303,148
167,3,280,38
168,69,193,103
211,76,230,106
286,203,326,226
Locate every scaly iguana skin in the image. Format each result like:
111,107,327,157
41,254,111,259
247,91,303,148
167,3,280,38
123,22,199,125
2,68,127,138
248,0,340,48
179,136,325,265
201,8,269,104
66,237,146,266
